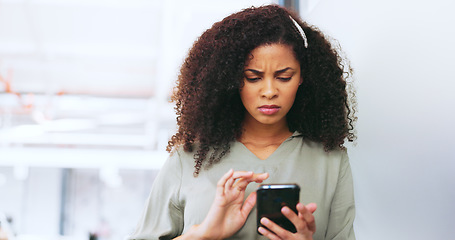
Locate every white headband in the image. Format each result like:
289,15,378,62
289,16,308,48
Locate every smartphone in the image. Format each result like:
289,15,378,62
256,184,300,234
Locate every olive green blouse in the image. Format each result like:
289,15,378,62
129,132,355,240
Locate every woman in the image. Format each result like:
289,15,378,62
130,4,357,240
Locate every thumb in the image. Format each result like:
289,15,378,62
241,191,257,217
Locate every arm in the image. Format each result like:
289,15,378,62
325,151,356,240
128,153,184,239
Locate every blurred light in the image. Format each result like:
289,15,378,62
14,166,29,181
32,110,48,123
97,112,145,125
10,125,45,138
43,119,97,132
0,173,7,186
99,167,122,188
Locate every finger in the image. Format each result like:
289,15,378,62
235,172,269,186
226,171,268,191
260,217,289,239
257,226,280,240
297,203,316,232
232,171,254,180
233,171,268,182
221,171,261,197
297,203,316,222
225,175,235,192
306,203,317,213
217,169,234,194
232,178,251,191
305,203,317,232
232,179,251,195
281,206,305,231
252,172,269,183
240,191,256,217
231,171,253,191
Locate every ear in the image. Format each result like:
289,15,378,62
299,76,303,85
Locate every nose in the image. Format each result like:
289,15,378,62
261,78,278,99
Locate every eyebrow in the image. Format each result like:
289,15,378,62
244,67,294,75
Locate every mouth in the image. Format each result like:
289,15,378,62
258,105,280,115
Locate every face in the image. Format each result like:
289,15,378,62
240,43,302,128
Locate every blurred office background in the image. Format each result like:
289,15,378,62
0,0,454,240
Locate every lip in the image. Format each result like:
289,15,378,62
258,105,280,115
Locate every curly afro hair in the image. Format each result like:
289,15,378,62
167,4,357,176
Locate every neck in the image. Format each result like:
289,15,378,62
239,117,292,144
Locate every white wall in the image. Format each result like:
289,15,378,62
0,167,62,236
303,0,455,239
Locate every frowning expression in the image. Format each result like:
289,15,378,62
240,44,302,127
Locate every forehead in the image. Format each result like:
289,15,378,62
244,44,300,68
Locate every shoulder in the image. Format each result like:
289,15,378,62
166,146,196,169
292,134,349,169
293,133,347,158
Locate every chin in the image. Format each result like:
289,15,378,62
256,117,284,126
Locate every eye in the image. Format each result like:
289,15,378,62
245,77,261,82
277,77,292,82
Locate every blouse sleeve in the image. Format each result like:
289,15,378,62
128,151,184,240
325,150,356,240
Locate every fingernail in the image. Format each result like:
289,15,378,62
258,227,265,234
261,217,269,224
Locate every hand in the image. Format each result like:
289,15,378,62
190,169,269,240
258,202,317,240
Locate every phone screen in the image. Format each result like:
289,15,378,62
256,184,300,234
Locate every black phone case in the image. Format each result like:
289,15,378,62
256,184,300,234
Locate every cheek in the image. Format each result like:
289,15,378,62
283,86,300,105
239,88,254,106
239,90,248,108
